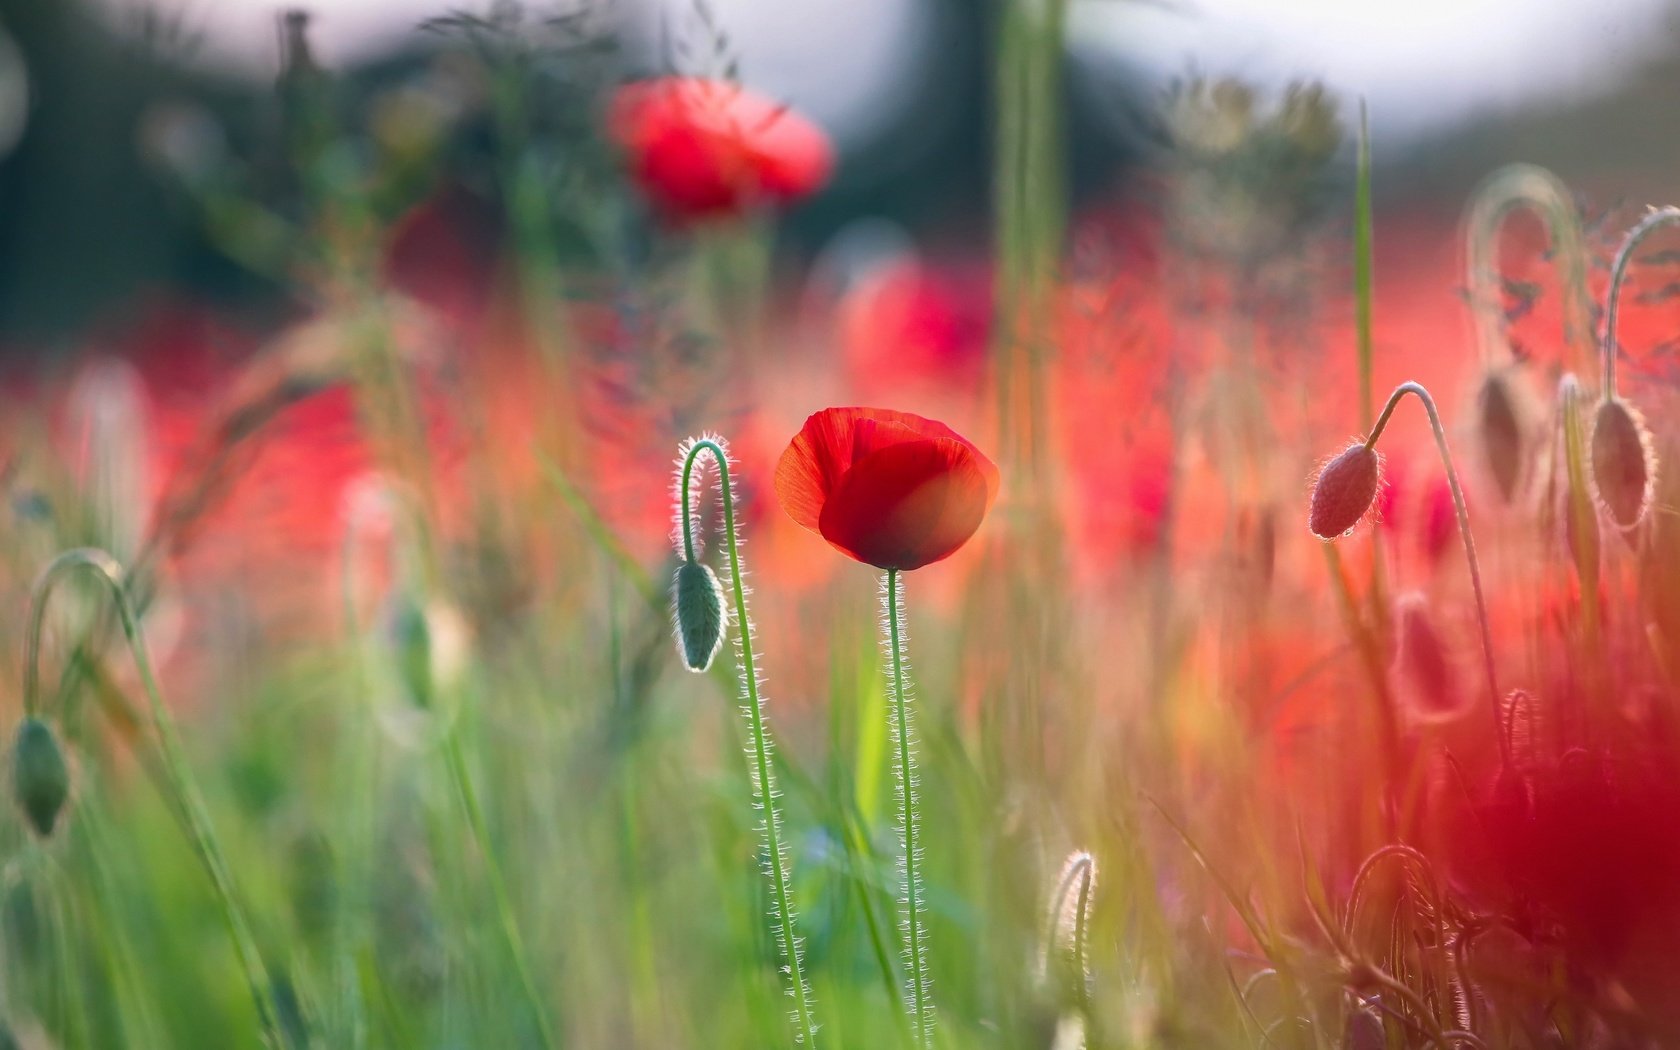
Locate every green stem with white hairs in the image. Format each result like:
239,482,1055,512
1463,164,1594,377
1365,384,1502,757
883,567,931,1047
1602,206,1680,400
679,438,819,1047
1044,851,1097,1016
23,548,291,1048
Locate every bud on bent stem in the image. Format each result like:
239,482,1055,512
1314,382,1503,760
672,436,819,1047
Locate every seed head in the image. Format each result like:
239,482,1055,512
12,717,69,837
672,560,727,672
1476,371,1525,503
1590,397,1655,530
1308,442,1382,539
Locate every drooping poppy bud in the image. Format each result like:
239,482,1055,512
1476,370,1525,503
672,560,727,672
1308,442,1382,539
775,407,999,571
12,717,69,838
1590,396,1655,530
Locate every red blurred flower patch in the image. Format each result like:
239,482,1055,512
774,407,998,571
839,257,991,397
383,181,504,334
1428,692,1680,1020
608,76,833,223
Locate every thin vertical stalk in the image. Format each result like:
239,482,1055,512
992,0,1069,477
24,548,289,1048
679,438,819,1047
883,568,931,1047
1352,100,1390,626
1322,543,1402,841
1558,376,1603,668
439,727,557,1049
1354,102,1376,434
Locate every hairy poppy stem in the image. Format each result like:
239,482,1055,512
679,438,820,1047
1365,383,1502,755
883,567,932,1048
1043,851,1097,1016
24,548,290,1049
1603,206,1680,400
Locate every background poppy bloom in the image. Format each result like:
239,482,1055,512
774,407,999,571
608,76,834,223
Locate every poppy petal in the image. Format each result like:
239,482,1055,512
817,437,996,570
774,407,976,532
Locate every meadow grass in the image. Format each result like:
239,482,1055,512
6,4,1680,1049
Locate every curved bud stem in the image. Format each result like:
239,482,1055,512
1043,851,1097,1015
1365,384,1501,756
679,437,819,1047
1603,206,1680,400
1462,164,1594,377
24,548,290,1049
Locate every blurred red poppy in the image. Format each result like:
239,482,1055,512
608,76,833,223
774,407,998,571
383,181,504,332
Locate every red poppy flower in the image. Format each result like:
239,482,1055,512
608,76,834,223
774,407,999,571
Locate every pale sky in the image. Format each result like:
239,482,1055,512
1071,0,1679,143
99,0,1680,147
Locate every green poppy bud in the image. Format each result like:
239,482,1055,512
387,588,434,711
12,717,69,838
672,560,727,672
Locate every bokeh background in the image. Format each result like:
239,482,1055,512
5,0,1680,1047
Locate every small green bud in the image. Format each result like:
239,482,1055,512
12,718,69,837
672,560,727,672
387,588,434,711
